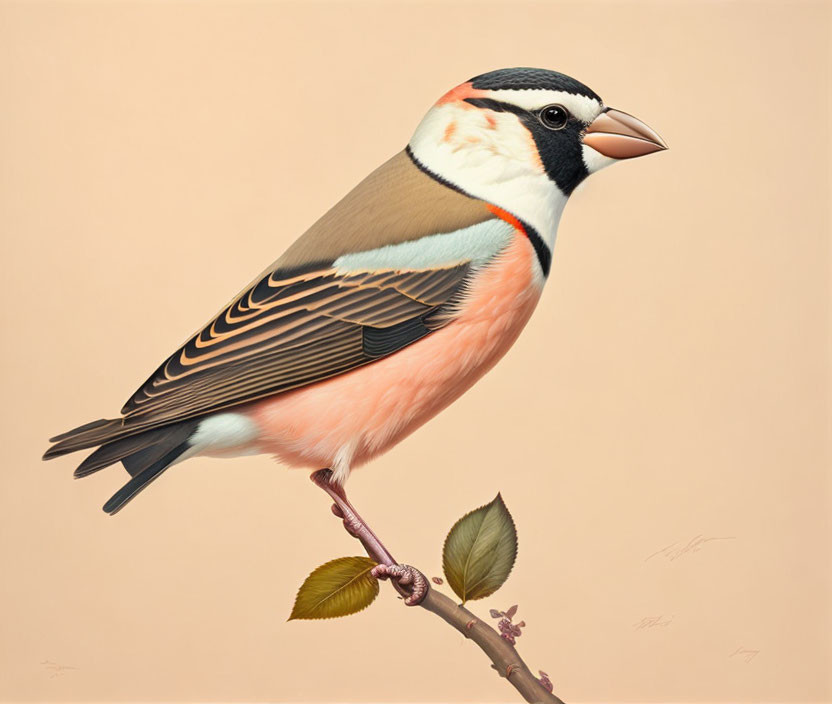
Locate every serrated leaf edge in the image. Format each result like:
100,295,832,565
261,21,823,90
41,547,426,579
442,493,518,604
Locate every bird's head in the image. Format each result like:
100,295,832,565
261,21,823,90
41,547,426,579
408,67,667,247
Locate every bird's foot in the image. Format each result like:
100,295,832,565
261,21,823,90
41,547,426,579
329,499,362,536
310,468,396,566
310,469,429,605
371,563,429,606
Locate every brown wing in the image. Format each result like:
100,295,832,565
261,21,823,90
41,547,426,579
119,262,470,429
44,150,494,458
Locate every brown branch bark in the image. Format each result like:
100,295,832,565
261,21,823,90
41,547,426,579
311,470,565,704
418,587,564,704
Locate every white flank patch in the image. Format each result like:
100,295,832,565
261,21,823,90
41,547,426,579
408,102,569,262
190,412,259,453
332,219,514,273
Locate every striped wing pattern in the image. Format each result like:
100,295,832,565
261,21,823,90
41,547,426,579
120,263,471,428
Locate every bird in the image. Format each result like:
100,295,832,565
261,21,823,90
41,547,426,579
43,67,667,518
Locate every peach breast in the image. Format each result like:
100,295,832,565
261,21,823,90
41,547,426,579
232,232,543,475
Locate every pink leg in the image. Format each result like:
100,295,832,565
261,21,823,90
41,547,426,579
310,469,428,606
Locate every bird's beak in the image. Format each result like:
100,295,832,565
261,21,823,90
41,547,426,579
582,108,667,159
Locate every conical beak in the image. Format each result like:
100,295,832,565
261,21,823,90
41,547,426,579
583,108,667,159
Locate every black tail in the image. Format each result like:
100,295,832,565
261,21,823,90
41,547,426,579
102,441,192,515
44,418,198,514
72,423,197,478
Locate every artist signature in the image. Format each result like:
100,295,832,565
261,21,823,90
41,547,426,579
645,535,735,562
41,660,78,678
633,615,673,630
730,647,759,663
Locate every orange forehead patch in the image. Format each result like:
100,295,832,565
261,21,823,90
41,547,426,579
435,81,489,106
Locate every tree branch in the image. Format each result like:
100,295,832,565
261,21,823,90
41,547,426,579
311,470,565,704
419,588,564,704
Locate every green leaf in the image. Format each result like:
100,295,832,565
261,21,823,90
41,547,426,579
289,556,379,620
442,494,518,603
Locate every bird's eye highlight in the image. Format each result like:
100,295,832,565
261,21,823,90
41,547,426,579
539,104,569,130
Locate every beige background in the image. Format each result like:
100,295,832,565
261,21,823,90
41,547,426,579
1,1,830,702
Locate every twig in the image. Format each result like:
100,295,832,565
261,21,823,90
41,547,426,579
311,471,565,704
419,589,564,704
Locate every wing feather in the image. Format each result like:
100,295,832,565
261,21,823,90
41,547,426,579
119,263,471,427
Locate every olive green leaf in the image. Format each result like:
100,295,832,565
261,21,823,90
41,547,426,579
442,494,518,603
289,556,379,620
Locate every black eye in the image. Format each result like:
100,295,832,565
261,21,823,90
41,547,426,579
539,104,569,130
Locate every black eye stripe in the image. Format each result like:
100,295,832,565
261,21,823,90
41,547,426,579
463,98,575,126
463,97,526,115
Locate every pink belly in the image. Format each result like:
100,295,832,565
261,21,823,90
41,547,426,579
245,234,542,473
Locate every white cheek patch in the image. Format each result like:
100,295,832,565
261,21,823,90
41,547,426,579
409,104,569,254
483,88,603,124
333,219,515,273
581,144,618,174
416,103,541,173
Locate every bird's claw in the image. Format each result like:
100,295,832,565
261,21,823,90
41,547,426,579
371,563,429,606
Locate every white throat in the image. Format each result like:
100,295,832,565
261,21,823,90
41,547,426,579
408,102,569,254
